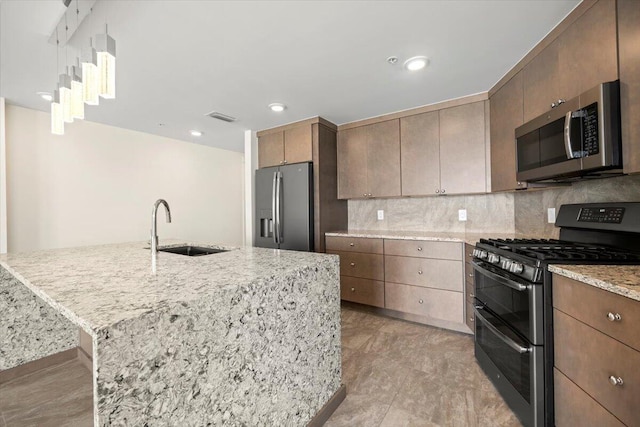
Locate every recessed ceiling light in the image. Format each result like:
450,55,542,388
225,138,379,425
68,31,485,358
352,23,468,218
268,103,286,112
37,91,53,101
404,56,429,71
190,130,203,137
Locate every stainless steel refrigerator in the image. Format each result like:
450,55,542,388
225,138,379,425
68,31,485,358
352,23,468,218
254,162,314,251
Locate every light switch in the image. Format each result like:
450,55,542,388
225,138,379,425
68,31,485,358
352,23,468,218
377,210,384,221
458,209,467,222
547,208,556,224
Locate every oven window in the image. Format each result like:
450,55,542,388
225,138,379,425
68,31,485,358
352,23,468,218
474,262,532,342
476,308,531,403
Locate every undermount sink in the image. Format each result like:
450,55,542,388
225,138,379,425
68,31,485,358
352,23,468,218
158,245,228,257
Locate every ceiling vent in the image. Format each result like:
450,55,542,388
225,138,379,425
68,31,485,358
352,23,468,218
206,111,237,123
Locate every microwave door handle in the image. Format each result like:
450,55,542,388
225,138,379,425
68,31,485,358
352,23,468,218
564,111,576,159
471,261,529,292
474,307,531,354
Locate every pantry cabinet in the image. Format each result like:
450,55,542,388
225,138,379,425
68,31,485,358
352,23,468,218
337,120,401,199
618,0,640,174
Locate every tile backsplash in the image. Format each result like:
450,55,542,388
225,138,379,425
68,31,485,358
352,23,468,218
347,175,640,237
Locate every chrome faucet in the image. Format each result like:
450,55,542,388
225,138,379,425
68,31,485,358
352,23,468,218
151,199,172,263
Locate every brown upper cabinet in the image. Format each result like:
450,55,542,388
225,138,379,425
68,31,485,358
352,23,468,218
522,0,618,123
258,126,312,168
400,101,488,196
337,120,401,199
489,72,526,192
618,0,640,174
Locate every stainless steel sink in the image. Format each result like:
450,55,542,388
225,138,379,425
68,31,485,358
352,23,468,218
158,245,228,257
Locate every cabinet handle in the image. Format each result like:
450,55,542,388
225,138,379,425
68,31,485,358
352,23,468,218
418,270,423,275
349,242,355,247
468,273,474,277
609,376,624,386
350,262,355,267
368,193,373,197
418,299,424,304
350,287,355,292
607,312,622,322
469,293,475,298
363,193,367,197
441,189,445,194
435,189,440,194
469,317,474,322
417,247,423,251
283,160,288,164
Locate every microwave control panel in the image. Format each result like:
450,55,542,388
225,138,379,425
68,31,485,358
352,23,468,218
578,207,625,224
581,102,600,156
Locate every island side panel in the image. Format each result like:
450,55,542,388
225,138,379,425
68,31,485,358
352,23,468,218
94,257,341,426
0,266,77,370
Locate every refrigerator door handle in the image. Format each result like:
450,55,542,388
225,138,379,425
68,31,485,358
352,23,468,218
271,171,279,244
276,171,283,243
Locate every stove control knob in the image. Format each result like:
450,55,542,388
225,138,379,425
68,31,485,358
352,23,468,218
509,262,524,274
501,259,512,270
476,250,488,260
488,253,500,264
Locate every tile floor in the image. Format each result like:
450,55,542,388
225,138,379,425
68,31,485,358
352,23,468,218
326,304,523,427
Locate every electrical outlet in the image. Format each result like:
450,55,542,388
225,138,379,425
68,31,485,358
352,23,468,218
458,209,467,222
547,208,556,224
377,210,384,221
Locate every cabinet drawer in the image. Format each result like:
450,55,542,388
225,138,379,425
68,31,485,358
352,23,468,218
385,282,463,324
384,239,462,260
465,261,475,286
465,300,475,331
464,243,475,265
325,236,383,254
553,274,640,352
554,309,640,427
384,256,462,292
554,368,624,427
340,276,384,308
328,251,384,281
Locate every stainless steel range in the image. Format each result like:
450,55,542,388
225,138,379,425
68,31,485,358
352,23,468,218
472,202,640,427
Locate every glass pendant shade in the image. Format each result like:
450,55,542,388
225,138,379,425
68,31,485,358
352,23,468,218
81,43,99,105
59,73,73,123
70,64,85,120
51,90,64,135
95,31,116,99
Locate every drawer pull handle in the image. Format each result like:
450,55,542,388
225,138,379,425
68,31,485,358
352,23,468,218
418,270,423,275
350,262,355,267
607,312,622,322
609,376,624,386
350,287,355,292
349,242,355,247
468,273,474,277
469,317,474,322
469,293,475,298
418,299,424,304
417,247,423,251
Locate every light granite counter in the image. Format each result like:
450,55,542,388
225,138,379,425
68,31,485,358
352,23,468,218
326,230,523,246
0,241,341,426
549,264,640,302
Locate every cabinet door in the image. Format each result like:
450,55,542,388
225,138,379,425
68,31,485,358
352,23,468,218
523,38,561,122
400,112,440,196
558,0,618,101
366,120,401,198
439,102,487,195
284,126,312,164
619,0,640,174
490,72,525,192
258,132,284,168
337,126,368,199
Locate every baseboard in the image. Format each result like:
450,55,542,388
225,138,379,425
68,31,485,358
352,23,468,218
0,347,77,384
307,384,347,427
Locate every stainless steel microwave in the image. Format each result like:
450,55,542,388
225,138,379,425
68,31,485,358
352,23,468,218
515,81,622,182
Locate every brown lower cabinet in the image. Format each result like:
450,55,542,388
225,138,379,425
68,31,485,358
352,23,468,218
464,243,475,331
326,235,468,332
553,274,640,426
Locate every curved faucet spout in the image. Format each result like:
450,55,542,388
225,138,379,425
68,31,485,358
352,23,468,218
151,199,172,271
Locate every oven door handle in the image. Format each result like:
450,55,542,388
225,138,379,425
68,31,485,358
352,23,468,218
474,307,531,354
472,261,529,292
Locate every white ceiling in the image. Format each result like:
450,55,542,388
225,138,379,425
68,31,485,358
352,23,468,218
0,0,580,152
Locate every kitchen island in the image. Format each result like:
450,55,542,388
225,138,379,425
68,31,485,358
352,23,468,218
0,241,342,426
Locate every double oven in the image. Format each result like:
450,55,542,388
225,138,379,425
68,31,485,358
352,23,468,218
471,203,640,427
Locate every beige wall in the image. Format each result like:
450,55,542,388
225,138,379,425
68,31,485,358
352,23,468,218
5,105,244,253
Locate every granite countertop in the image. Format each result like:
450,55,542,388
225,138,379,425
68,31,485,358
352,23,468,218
549,264,640,302
325,230,522,246
0,240,337,335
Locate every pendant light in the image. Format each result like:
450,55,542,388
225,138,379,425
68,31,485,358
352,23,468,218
95,25,116,99
51,90,64,135
59,71,74,123
81,38,99,105
70,60,84,119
